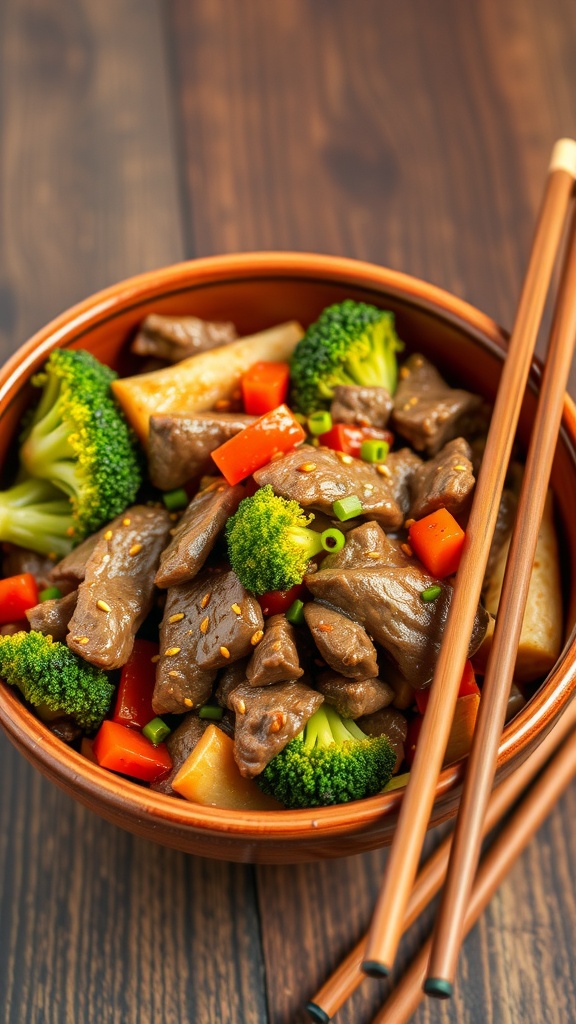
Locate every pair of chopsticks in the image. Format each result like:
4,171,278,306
362,137,576,990
307,135,576,1019
307,697,576,1022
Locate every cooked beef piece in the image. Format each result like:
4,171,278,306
305,566,488,689
194,569,264,671
382,448,423,520
254,447,405,529
216,658,250,707
322,520,408,570
25,589,78,642
357,707,408,772
155,480,245,588
408,438,475,521
131,313,237,363
2,545,59,591
151,714,209,794
392,354,485,457
0,623,21,636
67,505,172,670
484,487,518,585
147,412,255,490
230,680,323,777
46,716,83,744
152,573,219,714
49,528,106,587
316,671,394,719
246,614,303,686
330,385,393,428
303,603,379,679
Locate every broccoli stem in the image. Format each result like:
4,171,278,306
285,525,325,561
0,479,75,556
301,704,366,751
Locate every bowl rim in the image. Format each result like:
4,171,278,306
1,250,576,841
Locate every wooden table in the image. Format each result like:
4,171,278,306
1,2,575,1021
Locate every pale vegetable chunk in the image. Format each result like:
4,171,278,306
112,321,304,442
482,490,563,683
171,725,283,810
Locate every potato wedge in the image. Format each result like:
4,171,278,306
112,320,304,442
481,490,563,683
171,724,283,810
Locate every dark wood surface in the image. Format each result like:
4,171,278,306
1,2,575,1021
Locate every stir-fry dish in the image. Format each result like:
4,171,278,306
0,301,564,809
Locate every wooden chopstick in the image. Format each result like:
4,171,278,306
371,724,576,1024
426,158,576,997
305,699,576,1022
361,138,576,979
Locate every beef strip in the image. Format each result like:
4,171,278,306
46,716,83,744
216,658,250,707
2,545,59,591
150,714,209,794
230,680,323,777
147,412,255,490
67,505,172,670
379,448,423,521
194,569,264,671
392,353,485,456
357,707,408,772
303,603,379,679
305,565,488,689
253,447,405,529
131,313,237,363
322,520,409,570
49,527,106,587
316,670,394,718
408,437,475,521
155,480,245,588
330,385,393,428
152,573,219,714
246,614,303,686
25,589,78,642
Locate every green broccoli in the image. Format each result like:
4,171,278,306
2,348,142,555
0,630,114,731
289,299,404,414
226,485,327,594
257,704,397,808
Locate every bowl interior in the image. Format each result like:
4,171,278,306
1,252,575,862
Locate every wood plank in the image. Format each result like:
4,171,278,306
168,0,576,1021
0,2,267,1022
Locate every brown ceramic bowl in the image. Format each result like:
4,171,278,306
1,252,575,863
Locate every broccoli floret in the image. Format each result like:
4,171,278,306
289,299,404,414
226,485,324,594
0,630,114,731
7,348,142,552
257,704,397,808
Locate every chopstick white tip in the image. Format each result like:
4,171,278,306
549,138,576,177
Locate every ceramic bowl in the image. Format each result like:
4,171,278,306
1,252,575,863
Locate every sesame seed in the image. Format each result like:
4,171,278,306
104,530,113,541
376,464,392,477
298,462,317,473
367,551,381,559
454,464,466,471
201,593,211,608
123,518,131,526
220,646,231,659
168,612,185,623
404,518,416,529
399,366,410,379
269,716,282,734
73,636,89,645
102,554,111,563
183,697,193,707
401,543,413,557
129,544,142,556
165,647,181,656
409,396,419,406
200,617,209,634
317,624,333,633
337,452,353,465
151,654,160,663
237,699,246,714
251,630,264,646
231,603,242,615
96,600,111,613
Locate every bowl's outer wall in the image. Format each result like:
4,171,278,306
1,253,575,862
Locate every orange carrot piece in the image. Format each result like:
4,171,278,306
408,507,465,577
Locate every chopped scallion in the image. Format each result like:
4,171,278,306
360,438,390,463
308,410,333,436
162,488,188,511
38,586,62,602
199,704,224,721
143,717,171,745
320,527,346,553
286,598,305,625
420,584,442,602
332,495,363,521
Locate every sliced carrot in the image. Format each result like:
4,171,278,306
172,725,283,810
241,361,291,415
408,506,465,577
210,404,306,485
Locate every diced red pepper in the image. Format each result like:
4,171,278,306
408,507,466,577
112,639,158,730
0,573,39,625
258,583,306,617
318,423,393,458
241,362,291,416
93,719,172,783
211,404,306,485
414,660,480,715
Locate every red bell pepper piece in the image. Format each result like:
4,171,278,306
112,639,158,730
241,362,291,416
0,573,39,625
211,404,306,485
318,423,393,458
93,719,172,783
414,659,480,715
408,507,466,577
258,583,305,617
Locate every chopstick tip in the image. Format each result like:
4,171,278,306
304,1003,331,1023
549,138,576,177
424,977,454,1000
361,960,391,979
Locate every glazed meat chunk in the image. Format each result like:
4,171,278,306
132,313,237,363
316,671,394,719
67,505,172,670
304,603,379,679
230,680,323,777
147,412,254,490
408,437,475,521
26,589,78,642
392,353,485,456
246,614,303,686
321,520,409,570
357,707,408,771
330,385,393,428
